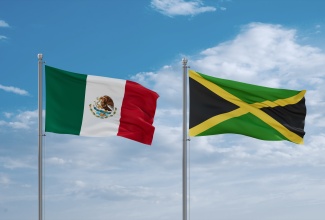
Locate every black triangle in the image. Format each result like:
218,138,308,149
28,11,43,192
261,98,306,138
189,77,239,128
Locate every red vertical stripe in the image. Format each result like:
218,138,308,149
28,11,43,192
117,80,159,145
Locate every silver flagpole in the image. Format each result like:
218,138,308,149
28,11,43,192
38,53,44,220
182,58,188,220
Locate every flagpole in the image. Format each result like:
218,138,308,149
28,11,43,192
38,53,44,220
182,58,188,220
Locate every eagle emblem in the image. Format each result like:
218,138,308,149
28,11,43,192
89,95,117,119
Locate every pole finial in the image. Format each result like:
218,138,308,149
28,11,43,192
182,58,188,66
38,54,43,60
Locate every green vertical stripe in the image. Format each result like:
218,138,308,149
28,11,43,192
45,65,87,135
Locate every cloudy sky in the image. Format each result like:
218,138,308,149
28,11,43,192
1,0,325,220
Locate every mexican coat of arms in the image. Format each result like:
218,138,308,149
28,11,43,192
89,95,117,119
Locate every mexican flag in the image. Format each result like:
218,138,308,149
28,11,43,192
45,65,159,145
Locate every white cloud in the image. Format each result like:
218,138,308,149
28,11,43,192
0,174,10,186
0,110,38,130
0,35,7,40
0,157,34,169
3,112,13,118
0,20,9,41
46,157,69,165
0,20,9,27
190,23,325,88
0,84,29,96
151,0,216,17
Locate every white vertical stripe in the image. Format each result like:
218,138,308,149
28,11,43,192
80,75,125,136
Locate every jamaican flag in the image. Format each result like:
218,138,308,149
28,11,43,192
189,70,306,144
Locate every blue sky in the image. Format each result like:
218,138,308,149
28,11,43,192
1,0,325,220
